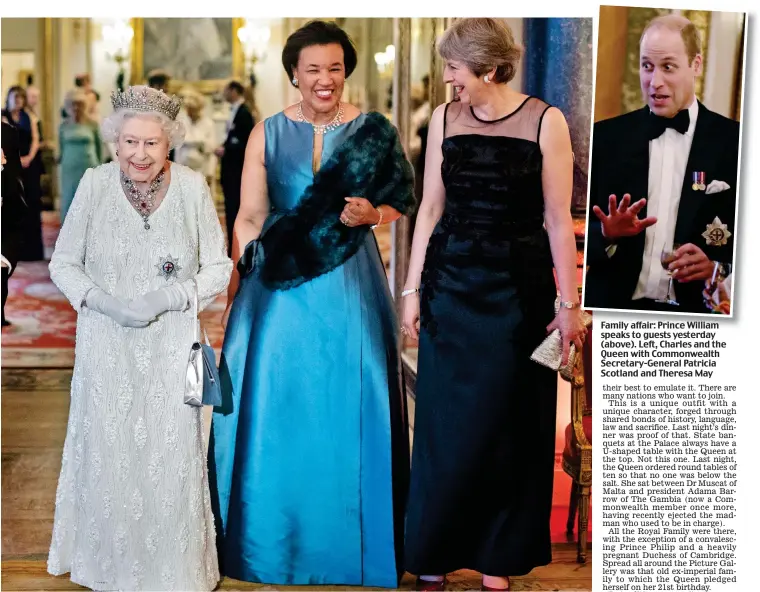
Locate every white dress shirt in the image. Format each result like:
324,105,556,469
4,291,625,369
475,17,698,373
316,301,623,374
225,99,245,140
631,98,699,301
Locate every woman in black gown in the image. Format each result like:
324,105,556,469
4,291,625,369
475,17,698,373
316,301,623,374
402,19,587,591
2,87,44,261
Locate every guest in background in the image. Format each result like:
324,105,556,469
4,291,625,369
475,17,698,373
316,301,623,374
147,69,171,93
24,78,52,210
2,86,44,261
59,88,103,222
74,73,101,122
409,74,431,159
1,121,29,327
149,69,176,163
176,89,218,184
215,79,255,255
243,72,262,124
410,74,431,224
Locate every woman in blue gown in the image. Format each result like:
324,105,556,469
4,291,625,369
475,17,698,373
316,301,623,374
210,21,415,587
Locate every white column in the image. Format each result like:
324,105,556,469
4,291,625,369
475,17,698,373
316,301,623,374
702,11,745,119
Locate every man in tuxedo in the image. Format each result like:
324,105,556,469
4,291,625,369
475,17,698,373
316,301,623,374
215,80,255,255
2,121,29,327
584,15,740,313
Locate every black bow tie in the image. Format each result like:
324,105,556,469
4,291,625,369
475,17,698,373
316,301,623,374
647,109,690,140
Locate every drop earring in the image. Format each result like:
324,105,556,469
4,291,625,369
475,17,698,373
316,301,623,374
292,77,299,87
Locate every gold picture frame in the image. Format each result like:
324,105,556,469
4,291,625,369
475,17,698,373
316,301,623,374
130,17,245,94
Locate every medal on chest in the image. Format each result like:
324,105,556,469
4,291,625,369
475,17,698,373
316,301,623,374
692,171,706,191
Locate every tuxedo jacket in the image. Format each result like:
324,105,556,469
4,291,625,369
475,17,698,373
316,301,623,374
584,103,740,312
220,103,255,184
1,121,29,271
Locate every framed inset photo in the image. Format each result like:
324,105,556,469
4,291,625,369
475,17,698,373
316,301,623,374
582,7,747,317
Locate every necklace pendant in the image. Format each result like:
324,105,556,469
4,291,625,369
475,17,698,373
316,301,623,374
144,222,151,230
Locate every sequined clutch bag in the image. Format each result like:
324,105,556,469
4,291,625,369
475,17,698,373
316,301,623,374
530,297,592,381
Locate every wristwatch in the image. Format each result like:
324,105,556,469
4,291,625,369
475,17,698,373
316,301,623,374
559,300,580,309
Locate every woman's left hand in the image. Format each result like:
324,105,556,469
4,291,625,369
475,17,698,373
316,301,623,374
340,197,380,227
546,307,587,367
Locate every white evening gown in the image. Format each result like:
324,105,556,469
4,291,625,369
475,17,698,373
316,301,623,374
47,161,232,591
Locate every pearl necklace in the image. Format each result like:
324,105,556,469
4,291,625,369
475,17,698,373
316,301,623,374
120,169,165,230
296,102,344,135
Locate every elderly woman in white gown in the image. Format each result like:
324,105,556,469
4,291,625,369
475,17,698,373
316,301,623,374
47,85,232,591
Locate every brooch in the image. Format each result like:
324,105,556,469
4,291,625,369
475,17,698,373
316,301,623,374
702,217,731,247
156,254,182,280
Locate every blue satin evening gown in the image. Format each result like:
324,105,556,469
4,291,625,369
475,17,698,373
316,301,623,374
209,112,409,587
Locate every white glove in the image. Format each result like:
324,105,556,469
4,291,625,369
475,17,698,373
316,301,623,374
85,288,151,328
128,283,189,321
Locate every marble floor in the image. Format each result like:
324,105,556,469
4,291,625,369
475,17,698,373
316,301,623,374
1,368,592,591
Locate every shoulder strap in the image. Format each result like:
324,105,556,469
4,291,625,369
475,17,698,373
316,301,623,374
443,102,451,139
537,102,553,144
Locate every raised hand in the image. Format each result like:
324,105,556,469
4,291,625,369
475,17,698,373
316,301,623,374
592,193,657,240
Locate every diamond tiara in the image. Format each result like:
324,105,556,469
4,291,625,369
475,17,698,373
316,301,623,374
110,86,182,121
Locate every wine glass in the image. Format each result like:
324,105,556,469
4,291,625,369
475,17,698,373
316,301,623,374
656,243,681,306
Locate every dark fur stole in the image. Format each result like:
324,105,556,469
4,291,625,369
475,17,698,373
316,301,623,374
252,111,416,290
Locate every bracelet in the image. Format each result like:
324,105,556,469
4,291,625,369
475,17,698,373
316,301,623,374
370,207,383,229
559,300,580,309
401,288,419,297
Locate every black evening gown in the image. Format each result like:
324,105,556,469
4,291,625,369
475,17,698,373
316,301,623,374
405,97,559,577
3,109,44,261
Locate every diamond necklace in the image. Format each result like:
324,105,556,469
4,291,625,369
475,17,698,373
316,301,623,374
296,102,344,134
120,169,165,230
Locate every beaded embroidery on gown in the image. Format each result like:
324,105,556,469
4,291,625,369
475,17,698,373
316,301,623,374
47,162,232,591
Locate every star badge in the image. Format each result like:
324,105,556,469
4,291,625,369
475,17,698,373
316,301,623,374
156,254,182,280
702,217,731,247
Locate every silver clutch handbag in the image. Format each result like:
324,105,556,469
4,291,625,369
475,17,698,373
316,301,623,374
530,297,592,381
185,280,205,407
